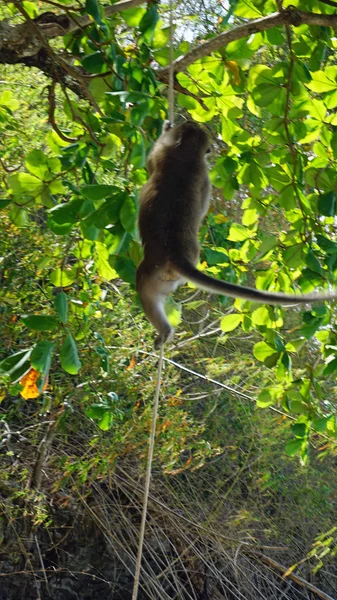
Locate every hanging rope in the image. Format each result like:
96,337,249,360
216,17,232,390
131,345,164,600
132,5,174,596
168,0,175,126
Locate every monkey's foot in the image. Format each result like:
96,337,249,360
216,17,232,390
154,326,174,350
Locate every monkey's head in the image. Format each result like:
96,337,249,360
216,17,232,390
160,120,210,157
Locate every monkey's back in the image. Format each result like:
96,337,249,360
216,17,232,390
139,152,210,267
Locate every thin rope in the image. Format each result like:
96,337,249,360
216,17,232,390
168,0,175,126
131,344,164,600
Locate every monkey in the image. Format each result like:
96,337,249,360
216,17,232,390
136,120,337,349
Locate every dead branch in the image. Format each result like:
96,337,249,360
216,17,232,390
245,550,336,600
30,418,59,490
0,0,145,51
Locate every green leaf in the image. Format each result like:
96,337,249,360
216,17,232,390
153,24,170,49
85,401,115,430
130,139,146,168
0,349,32,381
323,357,337,376
227,223,255,242
0,89,20,111
22,315,58,332
0,199,11,209
317,192,336,217
316,235,337,254
47,218,74,235
285,439,304,457
95,244,118,280
60,333,82,375
306,70,337,93
306,248,323,275
54,292,68,324
9,206,29,227
121,6,146,26
31,341,54,372
203,247,229,266
81,52,105,74
165,297,182,328
30,341,54,390
9,172,42,196
120,194,137,232
91,193,125,228
25,149,47,178
139,4,159,44
253,83,280,107
48,201,80,224
331,131,337,159
257,386,283,408
291,423,307,438
80,220,99,241
253,341,279,364
80,184,117,201
112,256,136,285
50,268,77,286
220,313,242,332
290,401,308,414
242,208,258,226
251,306,283,328
234,1,263,18
97,411,114,430
313,417,328,433
85,0,101,22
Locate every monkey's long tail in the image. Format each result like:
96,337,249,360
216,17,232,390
174,261,337,305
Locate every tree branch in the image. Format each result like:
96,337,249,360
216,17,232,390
245,550,336,600
159,8,337,77
1,4,337,109
1,0,145,46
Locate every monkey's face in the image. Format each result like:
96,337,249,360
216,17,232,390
162,121,210,156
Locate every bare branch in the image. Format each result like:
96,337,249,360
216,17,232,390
2,0,146,43
246,550,336,600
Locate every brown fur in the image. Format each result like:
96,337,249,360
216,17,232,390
136,121,337,348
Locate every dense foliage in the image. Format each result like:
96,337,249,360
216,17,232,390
1,0,337,597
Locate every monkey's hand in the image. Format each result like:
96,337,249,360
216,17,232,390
154,324,174,350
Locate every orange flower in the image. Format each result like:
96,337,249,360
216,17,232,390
20,368,48,399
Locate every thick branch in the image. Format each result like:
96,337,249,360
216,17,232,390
0,0,145,55
1,4,337,106
159,8,337,77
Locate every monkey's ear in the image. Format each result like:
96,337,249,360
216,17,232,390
205,147,211,154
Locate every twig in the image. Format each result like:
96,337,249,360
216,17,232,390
30,415,61,489
245,550,336,600
115,467,290,551
47,83,77,143
34,535,50,594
